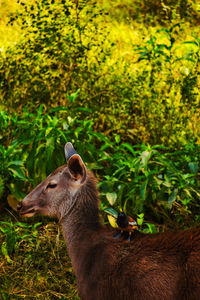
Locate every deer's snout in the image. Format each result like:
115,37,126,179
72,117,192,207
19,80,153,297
17,198,37,217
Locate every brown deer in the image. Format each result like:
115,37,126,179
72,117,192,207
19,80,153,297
17,142,200,300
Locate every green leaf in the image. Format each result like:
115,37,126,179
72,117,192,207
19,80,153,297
73,107,92,113
8,160,23,166
138,52,148,61
8,165,27,180
121,143,135,155
143,223,157,233
188,162,198,174
0,226,8,234
32,222,42,231
87,162,104,170
37,104,44,116
140,180,148,200
114,134,120,143
137,213,144,226
103,207,118,218
20,137,34,145
1,242,12,264
168,188,178,208
66,89,80,103
63,122,69,130
106,192,117,206
15,222,30,228
140,150,152,169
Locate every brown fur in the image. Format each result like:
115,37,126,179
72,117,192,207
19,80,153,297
18,149,200,300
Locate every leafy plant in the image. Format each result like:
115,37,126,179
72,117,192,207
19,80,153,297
0,105,200,228
0,104,106,204
0,112,28,202
99,142,200,228
0,221,41,263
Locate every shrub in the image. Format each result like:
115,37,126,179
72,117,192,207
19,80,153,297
0,2,200,147
1,107,199,228
0,0,111,109
100,142,200,228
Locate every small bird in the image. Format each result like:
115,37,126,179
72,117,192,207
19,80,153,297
114,212,138,241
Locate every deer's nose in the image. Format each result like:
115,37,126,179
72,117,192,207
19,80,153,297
17,202,22,211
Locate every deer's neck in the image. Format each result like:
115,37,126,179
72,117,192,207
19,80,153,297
60,174,102,272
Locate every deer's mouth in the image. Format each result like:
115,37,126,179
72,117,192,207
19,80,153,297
20,208,36,217
17,203,37,217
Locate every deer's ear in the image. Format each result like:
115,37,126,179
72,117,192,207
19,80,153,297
68,154,86,183
65,142,77,160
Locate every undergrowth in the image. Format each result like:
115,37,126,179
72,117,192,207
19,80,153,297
0,106,200,228
0,211,79,300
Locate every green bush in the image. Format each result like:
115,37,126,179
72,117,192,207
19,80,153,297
129,26,200,146
0,1,200,147
0,0,110,109
0,107,199,228
100,142,200,228
0,104,96,202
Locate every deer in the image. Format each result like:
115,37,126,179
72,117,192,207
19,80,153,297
17,142,200,300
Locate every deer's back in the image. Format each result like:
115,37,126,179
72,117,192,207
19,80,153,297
77,227,200,300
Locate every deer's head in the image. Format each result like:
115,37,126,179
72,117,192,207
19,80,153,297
17,143,87,219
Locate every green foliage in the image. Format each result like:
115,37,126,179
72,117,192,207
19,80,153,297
0,0,199,226
0,105,199,227
0,1,200,147
0,103,96,202
0,0,110,110
0,111,28,201
0,220,41,263
130,25,200,146
99,141,200,227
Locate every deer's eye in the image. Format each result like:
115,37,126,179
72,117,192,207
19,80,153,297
46,183,57,189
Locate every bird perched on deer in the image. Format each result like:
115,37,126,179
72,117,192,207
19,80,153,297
17,142,200,300
114,211,138,241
